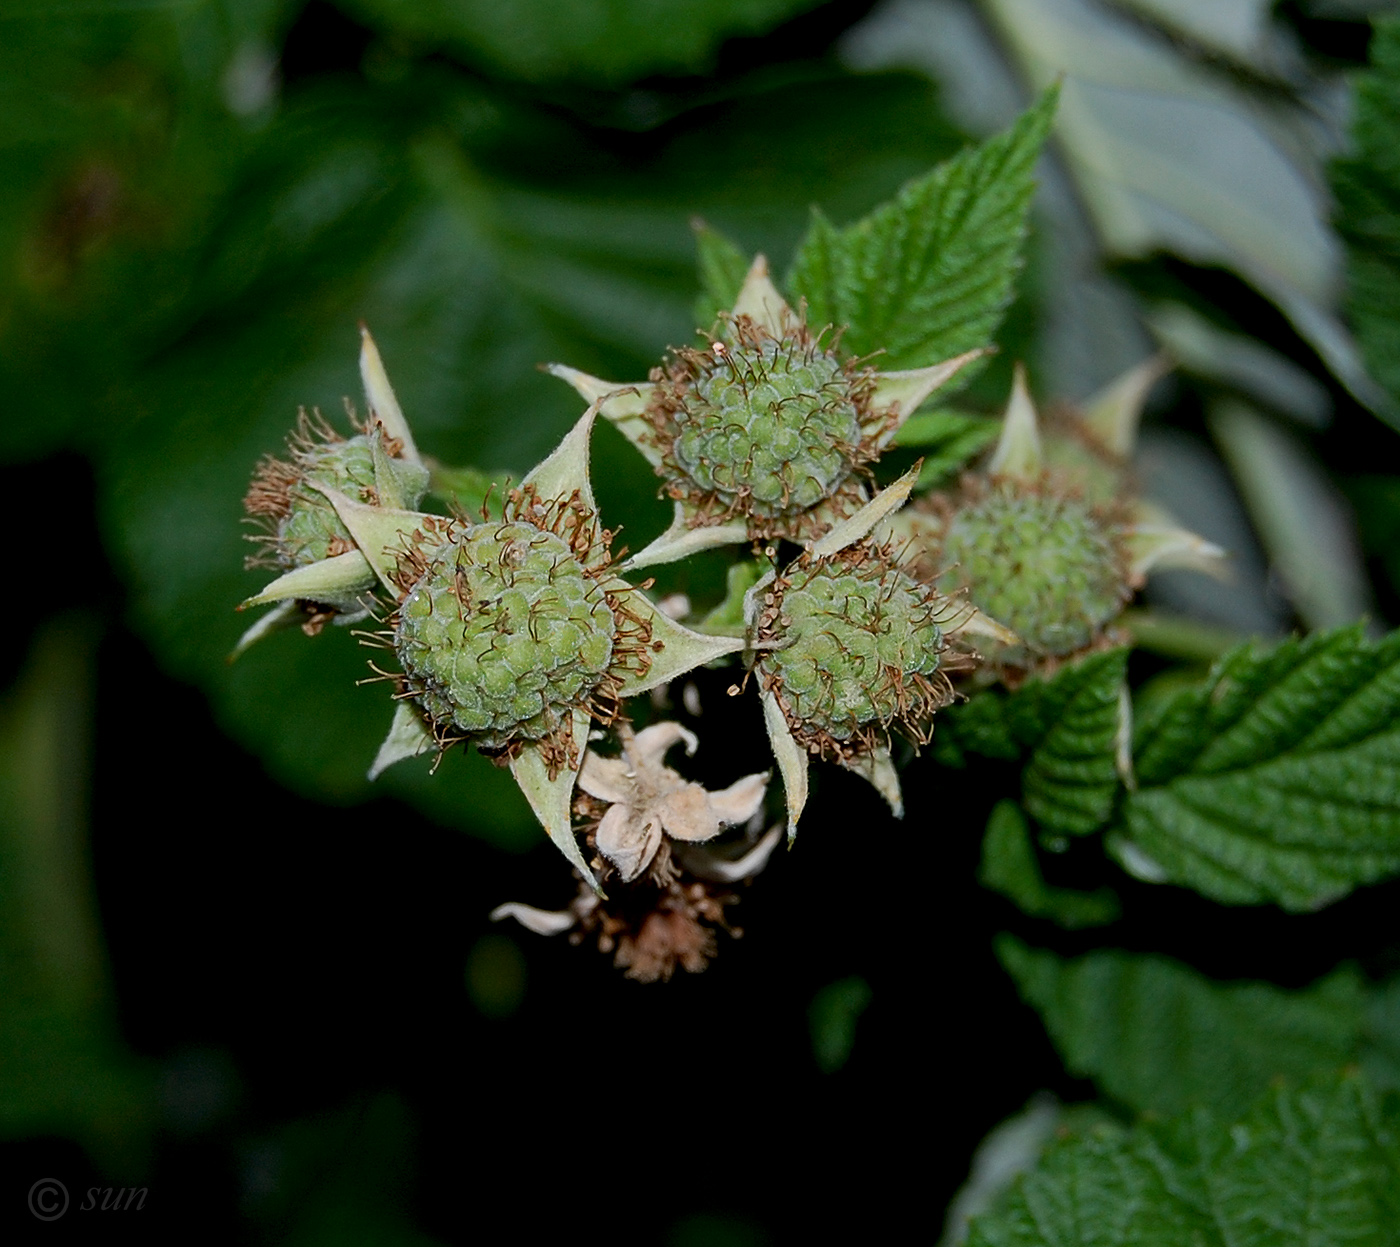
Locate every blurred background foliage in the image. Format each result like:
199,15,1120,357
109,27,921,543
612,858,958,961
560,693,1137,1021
2,0,1399,1242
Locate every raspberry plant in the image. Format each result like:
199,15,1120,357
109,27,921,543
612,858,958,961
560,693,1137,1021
9,7,1400,1238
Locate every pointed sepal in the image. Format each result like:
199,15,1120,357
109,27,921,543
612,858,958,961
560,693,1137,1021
368,702,435,781
870,349,988,443
368,425,429,511
359,325,420,464
809,463,920,559
837,747,904,818
230,599,303,661
950,603,1021,649
728,255,794,338
1123,521,1228,581
240,549,378,611
614,586,745,697
522,406,598,515
987,364,1042,483
624,504,749,571
510,708,598,892
542,364,662,468
761,690,809,840
1081,355,1168,459
304,485,428,593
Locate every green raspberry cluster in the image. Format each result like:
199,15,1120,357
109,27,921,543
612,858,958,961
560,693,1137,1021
664,334,865,521
760,548,950,751
394,520,617,749
935,483,1128,663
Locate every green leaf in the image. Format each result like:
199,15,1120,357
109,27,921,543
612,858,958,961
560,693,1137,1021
1333,16,1400,418
787,87,1056,373
890,408,999,487
339,0,825,87
1111,627,1400,910
996,935,1400,1120
966,1071,1400,1247
936,648,1129,837
692,218,750,328
980,803,1120,929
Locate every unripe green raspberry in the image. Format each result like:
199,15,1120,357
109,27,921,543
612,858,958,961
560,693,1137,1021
928,480,1131,665
394,518,617,750
756,544,955,756
245,411,428,570
650,320,876,536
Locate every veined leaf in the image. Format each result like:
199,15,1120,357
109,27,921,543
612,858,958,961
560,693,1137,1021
980,803,1120,929
787,88,1056,373
966,1071,1400,1247
1111,626,1400,910
936,647,1128,837
997,936,1398,1119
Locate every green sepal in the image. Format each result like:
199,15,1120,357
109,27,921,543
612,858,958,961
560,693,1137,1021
368,426,430,512
837,747,903,818
509,708,598,892
522,408,606,570
230,600,303,661
869,350,987,444
762,688,809,840
612,583,745,696
623,504,748,571
240,549,378,610
542,364,662,468
304,486,427,593
359,326,420,463
368,702,435,781
986,363,1042,482
728,255,792,338
809,462,920,559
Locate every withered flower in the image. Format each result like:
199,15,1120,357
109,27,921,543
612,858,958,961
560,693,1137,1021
492,722,778,982
580,721,769,883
